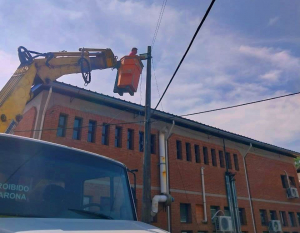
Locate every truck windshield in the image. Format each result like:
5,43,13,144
0,135,135,220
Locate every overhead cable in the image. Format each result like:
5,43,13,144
152,60,164,110
15,90,300,133
180,91,300,117
151,0,168,48
154,0,216,110
151,0,167,110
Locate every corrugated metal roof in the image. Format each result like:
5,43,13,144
32,81,300,158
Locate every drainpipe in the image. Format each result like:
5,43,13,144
151,126,174,217
151,195,168,216
159,131,167,194
201,167,207,223
242,143,257,233
38,86,52,140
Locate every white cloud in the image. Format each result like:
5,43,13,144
0,50,19,89
187,94,300,151
260,70,282,81
239,45,300,71
65,10,84,20
268,16,279,26
154,24,300,151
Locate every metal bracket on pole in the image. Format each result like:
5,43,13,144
139,53,152,60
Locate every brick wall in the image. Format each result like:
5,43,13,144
16,101,300,233
252,201,300,233
14,107,37,138
166,134,300,232
41,105,161,188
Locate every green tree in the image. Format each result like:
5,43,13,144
295,157,300,168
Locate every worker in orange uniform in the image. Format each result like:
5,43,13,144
129,47,138,56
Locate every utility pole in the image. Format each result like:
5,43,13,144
141,46,152,223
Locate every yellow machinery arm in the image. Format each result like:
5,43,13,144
0,46,117,133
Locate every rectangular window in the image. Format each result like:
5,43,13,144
281,175,296,188
225,206,247,226
195,145,200,163
239,208,247,225
281,175,289,188
139,131,144,152
233,154,239,171
115,127,122,148
289,177,296,187
289,212,296,227
83,195,92,211
297,212,300,226
219,151,225,168
83,174,132,221
224,207,230,216
87,120,96,143
270,210,278,220
186,143,191,161
151,134,156,154
177,140,182,160
127,129,134,150
57,114,67,137
203,147,209,165
72,117,82,140
211,149,217,167
260,209,268,226
210,206,220,220
101,123,109,145
180,203,191,223
225,152,232,169
280,211,288,227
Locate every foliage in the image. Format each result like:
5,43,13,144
295,157,300,168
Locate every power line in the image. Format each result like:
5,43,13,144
152,60,164,110
15,90,300,133
180,91,300,117
151,0,167,110
151,0,167,48
154,0,216,110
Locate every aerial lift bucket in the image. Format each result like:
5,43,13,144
113,56,144,96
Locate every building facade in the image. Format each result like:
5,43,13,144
15,82,300,233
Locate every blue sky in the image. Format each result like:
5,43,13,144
0,0,300,152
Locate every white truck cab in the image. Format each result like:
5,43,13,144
0,134,167,233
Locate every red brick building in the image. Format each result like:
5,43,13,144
15,82,300,233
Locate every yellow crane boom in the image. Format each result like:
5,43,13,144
0,46,117,133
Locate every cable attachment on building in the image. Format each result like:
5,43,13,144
78,48,91,85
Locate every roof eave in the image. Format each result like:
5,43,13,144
31,82,299,159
